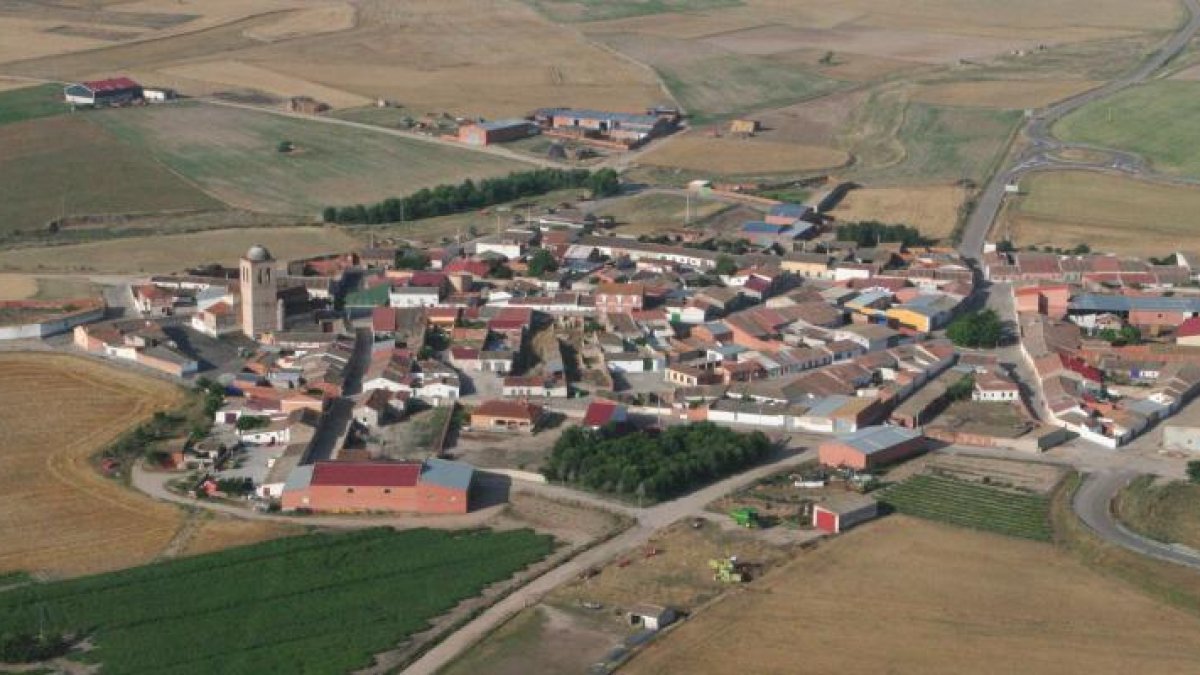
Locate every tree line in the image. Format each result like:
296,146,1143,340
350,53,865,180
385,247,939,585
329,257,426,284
322,168,620,225
836,220,929,247
542,422,771,502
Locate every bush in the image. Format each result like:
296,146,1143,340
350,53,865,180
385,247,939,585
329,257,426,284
235,416,269,431
1187,461,1200,484
836,220,930,247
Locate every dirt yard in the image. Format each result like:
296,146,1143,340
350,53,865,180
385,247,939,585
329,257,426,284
0,226,360,274
550,520,790,614
829,184,966,241
624,515,1200,675
886,454,1066,495
638,135,849,175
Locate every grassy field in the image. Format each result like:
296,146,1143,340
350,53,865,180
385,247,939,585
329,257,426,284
1000,170,1200,256
0,115,223,237
0,227,361,274
91,102,529,216
0,528,555,674
846,99,1021,183
441,604,622,675
623,515,1200,675
1115,476,1200,551
0,275,98,301
597,32,846,123
591,192,727,234
637,135,848,175
525,0,742,22
0,84,67,127
1056,81,1200,178
911,79,1099,109
880,474,1053,540
828,184,965,241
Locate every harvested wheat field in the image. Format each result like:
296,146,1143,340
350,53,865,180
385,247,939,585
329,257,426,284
181,517,303,558
157,60,371,109
830,184,966,241
0,226,360,274
912,79,1100,109
624,516,1200,675
0,353,185,577
639,136,849,175
0,274,39,301
1001,171,1200,256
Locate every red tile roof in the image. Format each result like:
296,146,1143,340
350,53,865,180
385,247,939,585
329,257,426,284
82,77,139,92
583,400,622,428
310,461,420,487
371,307,397,332
1179,317,1200,338
472,399,542,421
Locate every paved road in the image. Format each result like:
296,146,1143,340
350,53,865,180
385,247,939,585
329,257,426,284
1073,470,1200,570
958,0,1200,259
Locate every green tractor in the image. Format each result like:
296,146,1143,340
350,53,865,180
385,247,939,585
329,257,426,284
729,507,759,528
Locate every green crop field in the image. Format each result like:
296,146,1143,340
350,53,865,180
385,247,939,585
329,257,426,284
0,84,67,128
880,474,1052,541
91,102,531,216
1055,81,1200,178
0,528,554,674
0,115,222,239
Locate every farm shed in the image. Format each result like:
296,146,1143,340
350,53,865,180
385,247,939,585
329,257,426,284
64,77,142,106
458,119,537,146
818,425,925,470
813,494,878,534
470,399,544,432
628,604,677,631
281,458,473,514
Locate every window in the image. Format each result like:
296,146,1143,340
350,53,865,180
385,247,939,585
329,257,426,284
346,488,354,494
384,488,392,494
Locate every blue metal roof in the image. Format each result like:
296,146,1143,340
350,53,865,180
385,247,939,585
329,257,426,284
477,118,532,131
1071,294,1200,313
283,464,314,492
420,458,474,491
805,395,851,418
742,221,784,234
768,203,812,219
836,425,920,455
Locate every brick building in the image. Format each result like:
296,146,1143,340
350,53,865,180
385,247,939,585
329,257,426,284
281,459,473,514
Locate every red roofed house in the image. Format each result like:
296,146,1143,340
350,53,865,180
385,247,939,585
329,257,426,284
191,301,239,337
132,284,174,316
596,283,645,313
1178,317,1200,347
1014,285,1070,319
583,400,628,430
470,400,544,432
280,459,473,513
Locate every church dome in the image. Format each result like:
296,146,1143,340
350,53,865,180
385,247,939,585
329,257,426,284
245,245,272,262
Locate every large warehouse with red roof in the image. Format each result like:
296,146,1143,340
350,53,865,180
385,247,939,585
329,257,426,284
280,458,473,514
64,77,143,106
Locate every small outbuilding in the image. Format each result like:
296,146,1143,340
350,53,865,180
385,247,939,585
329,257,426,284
812,494,878,534
818,425,925,470
627,603,677,631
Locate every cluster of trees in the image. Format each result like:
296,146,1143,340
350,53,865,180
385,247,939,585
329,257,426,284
542,422,772,502
527,248,558,277
394,249,430,270
945,374,975,401
0,632,72,663
836,221,928,247
235,415,269,431
1188,460,1200,483
322,168,620,225
1097,325,1141,346
947,309,1004,349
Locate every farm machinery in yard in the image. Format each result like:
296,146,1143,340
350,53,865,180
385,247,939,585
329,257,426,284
729,507,759,528
709,556,756,583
